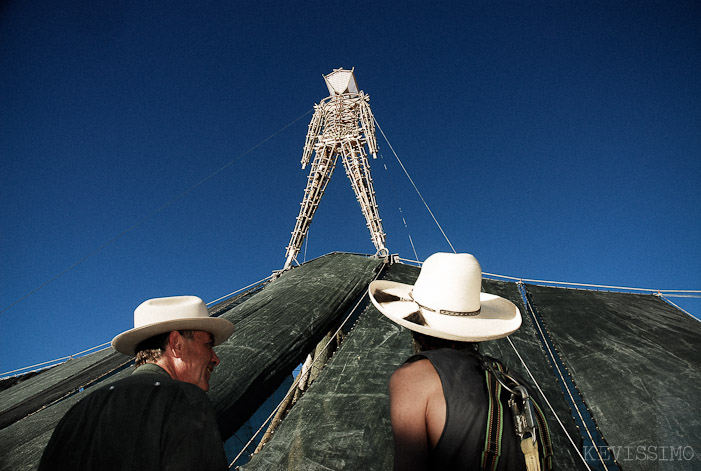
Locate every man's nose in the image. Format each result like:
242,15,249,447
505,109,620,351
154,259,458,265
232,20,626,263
211,350,220,367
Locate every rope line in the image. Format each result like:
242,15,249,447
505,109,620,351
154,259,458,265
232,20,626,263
0,109,313,317
206,275,273,306
485,272,701,294
228,265,385,468
0,343,112,378
486,272,698,293
660,295,700,321
400,207,420,261
379,156,420,261
374,118,456,254
396,258,699,297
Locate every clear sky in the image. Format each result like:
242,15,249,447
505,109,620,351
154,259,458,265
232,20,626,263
1,1,699,376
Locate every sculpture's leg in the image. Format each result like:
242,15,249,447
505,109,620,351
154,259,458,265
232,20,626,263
284,146,339,269
340,140,387,255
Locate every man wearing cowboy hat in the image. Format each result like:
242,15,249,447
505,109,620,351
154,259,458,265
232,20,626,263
369,253,549,471
38,295,235,471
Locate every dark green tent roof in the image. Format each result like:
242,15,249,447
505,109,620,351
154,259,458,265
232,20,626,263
1,253,699,470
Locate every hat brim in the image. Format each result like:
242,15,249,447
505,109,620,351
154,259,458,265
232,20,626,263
111,317,235,356
368,280,521,342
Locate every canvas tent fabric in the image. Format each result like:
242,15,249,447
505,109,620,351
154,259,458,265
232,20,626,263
524,284,701,471
207,252,385,438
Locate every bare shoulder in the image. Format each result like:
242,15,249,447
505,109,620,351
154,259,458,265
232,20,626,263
389,358,440,396
388,358,445,470
391,358,438,379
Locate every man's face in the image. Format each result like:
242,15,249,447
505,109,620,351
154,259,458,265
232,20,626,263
177,330,220,391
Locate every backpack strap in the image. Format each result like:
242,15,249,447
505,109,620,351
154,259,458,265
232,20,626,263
481,357,554,471
532,397,553,470
481,359,506,471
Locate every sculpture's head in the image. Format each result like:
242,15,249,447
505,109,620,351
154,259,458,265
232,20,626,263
324,67,359,95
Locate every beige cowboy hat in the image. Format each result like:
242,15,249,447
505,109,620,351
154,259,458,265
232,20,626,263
112,295,235,356
368,253,521,342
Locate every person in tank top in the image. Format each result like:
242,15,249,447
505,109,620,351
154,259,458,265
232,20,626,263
369,253,534,471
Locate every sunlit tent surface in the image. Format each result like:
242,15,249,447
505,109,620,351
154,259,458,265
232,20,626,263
1,253,699,471
523,284,701,470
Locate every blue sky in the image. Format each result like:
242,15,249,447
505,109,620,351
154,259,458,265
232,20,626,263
1,1,699,376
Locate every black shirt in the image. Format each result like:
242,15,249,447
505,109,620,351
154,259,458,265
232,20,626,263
38,363,228,471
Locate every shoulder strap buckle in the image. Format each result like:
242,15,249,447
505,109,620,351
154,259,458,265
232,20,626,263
508,385,537,442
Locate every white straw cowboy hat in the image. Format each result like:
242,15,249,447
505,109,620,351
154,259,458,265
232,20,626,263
368,253,521,342
112,296,235,356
